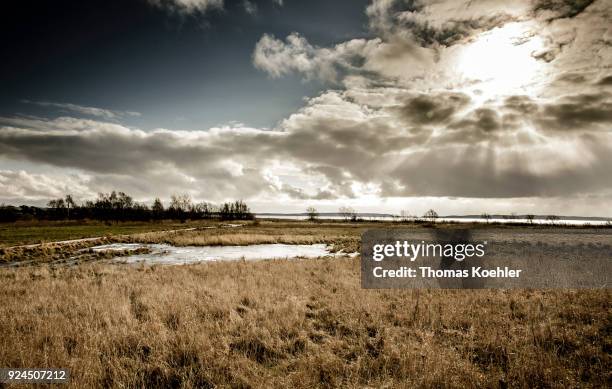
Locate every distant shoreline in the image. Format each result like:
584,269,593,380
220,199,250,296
255,213,612,222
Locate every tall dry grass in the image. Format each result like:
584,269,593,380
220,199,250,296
0,239,109,263
0,257,609,388
130,232,325,247
124,224,360,253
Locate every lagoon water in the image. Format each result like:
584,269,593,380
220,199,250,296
256,215,611,225
91,243,333,265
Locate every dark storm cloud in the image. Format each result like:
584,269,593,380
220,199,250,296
394,93,470,125
366,0,523,49
384,138,612,197
281,90,612,198
276,184,310,200
537,93,612,130
442,108,503,144
597,75,612,85
503,95,539,115
533,0,596,21
278,88,612,199
312,190,336,200
278,183,336,200
499,92,612,133
555,72,588,84
473,92,612,143
469,109,502,132
401,14,514,47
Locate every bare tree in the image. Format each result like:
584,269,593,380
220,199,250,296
47,198,66,220
65,194,76,219
526,214,535,225
423,209,438,223
219,200,252,220
306,206,318,221
170,193,192,213
47,198,65,209
481,213,491,223
546,215,560,225
152,198,164,219
16,191,254,222
400,210,411,222
152,198,164,212
193,202,212,219
170,193,193,221
339,206,356,222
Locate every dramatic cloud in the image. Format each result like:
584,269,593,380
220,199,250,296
255,0,609,94
393,92,470,126
247,0,612,210
2,80,612,206
2,0,611,215
537,93,612,131
366,0,526,47
277,88,612,199
533,0,596,20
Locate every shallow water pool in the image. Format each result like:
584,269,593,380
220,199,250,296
91,243,334,265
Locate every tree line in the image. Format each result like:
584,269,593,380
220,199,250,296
0,191,253,222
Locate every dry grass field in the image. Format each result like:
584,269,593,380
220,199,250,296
0,221,610,388
0,221,362,264
0,220,219,247
126,221,361,253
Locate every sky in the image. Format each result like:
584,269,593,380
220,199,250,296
0,0,611,216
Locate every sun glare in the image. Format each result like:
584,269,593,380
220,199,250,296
454,22,546,97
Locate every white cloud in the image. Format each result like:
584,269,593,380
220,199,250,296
21,100,141,120
253,33,382,82
146,0,223,14
0,170,95,205
243,0,257,15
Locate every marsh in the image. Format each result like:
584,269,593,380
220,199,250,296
0,220,610,387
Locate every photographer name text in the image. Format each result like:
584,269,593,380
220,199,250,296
371,240,523,279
